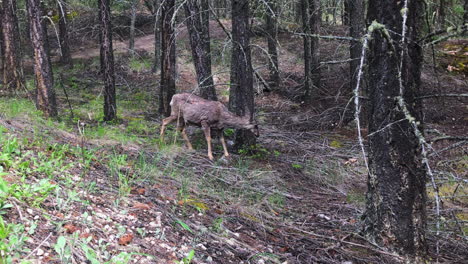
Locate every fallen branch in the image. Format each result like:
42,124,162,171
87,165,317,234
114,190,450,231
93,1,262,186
289,227,404,260
416,93,468,100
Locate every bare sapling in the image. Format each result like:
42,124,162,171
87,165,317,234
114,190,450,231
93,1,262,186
160,93,259,160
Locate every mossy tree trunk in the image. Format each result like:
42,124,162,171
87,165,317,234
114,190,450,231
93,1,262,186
363,0,428,260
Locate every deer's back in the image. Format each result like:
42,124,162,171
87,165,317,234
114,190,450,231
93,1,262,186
170,93,225,127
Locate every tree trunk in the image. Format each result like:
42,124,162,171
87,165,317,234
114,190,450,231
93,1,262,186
300,0,312,101
57,0,73,67
309,0,321,97
1,0,25,95
342,0,349,25
229,0,255,149
152,0,161,72
26,0,57,117
184,0,217,100
159,0,176,116
129,0,137,55
265,0,279,91
98,0,117,121
436,0,446,30
349,0,364,93
464,0,468,25
363,0,427,260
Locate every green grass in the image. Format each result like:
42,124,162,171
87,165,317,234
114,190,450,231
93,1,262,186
128,57,152,73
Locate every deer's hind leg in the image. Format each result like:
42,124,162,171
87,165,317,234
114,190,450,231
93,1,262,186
219,129,230,157
178,124,193,150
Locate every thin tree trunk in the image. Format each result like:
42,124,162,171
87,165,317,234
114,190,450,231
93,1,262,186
436,0,446,30
129,0,137,55
26,0,57,117
349,0,364,93
152,0,161,72
184,0,217,100
159,0,176,116
309,0,321,96
229,0,255,149
265,0,279,91
464,0,468,24
363,0,427,259
301,0,312,101
98,0,116,121
1,0,25,95
342,0,349,25
57,0,73,67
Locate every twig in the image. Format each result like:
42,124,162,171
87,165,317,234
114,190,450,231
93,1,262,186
430,136,468,143
24,232,52,260
353,33,370,172
320,58,359,65
415,93,468,100
429,141,467,157
293,32,361,42
289,227,404,260
418,25,468,43
59,73,75,120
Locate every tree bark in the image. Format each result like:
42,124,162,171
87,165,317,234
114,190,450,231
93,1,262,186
159,0,176,116
308,0,321,96
349,0,364,93
184,0,217,100
26,0,57,117
129,0,137,55
363,0,427,260
342,0,349,25
57,0,73,67
152,0,161,72
265,0,279,91
98,0,117,121
300,0,312,100
436,0,446,30
229,0,255,149
1,0,25,95
464,0,468,25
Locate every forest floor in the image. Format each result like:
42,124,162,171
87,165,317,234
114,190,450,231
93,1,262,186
0,21,467,264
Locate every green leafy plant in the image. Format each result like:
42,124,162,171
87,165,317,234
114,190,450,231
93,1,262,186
178,249,195,264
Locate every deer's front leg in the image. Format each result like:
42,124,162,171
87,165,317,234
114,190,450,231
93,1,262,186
160,116,177,141
201,121,213,160
219,129,230,157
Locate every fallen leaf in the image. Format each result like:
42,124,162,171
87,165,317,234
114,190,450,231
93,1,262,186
63,223,78,234
55,212,64,218
80,232,93,240
118,233,133,246
134,202,151,210
131,187,146,195
344,158,358,165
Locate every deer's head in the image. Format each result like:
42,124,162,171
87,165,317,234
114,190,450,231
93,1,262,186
243,119,259,137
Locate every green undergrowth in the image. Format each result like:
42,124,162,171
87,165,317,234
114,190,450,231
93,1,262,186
0,122,151,263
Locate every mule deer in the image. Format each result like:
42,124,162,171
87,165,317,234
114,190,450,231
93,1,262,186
160,93,259,160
